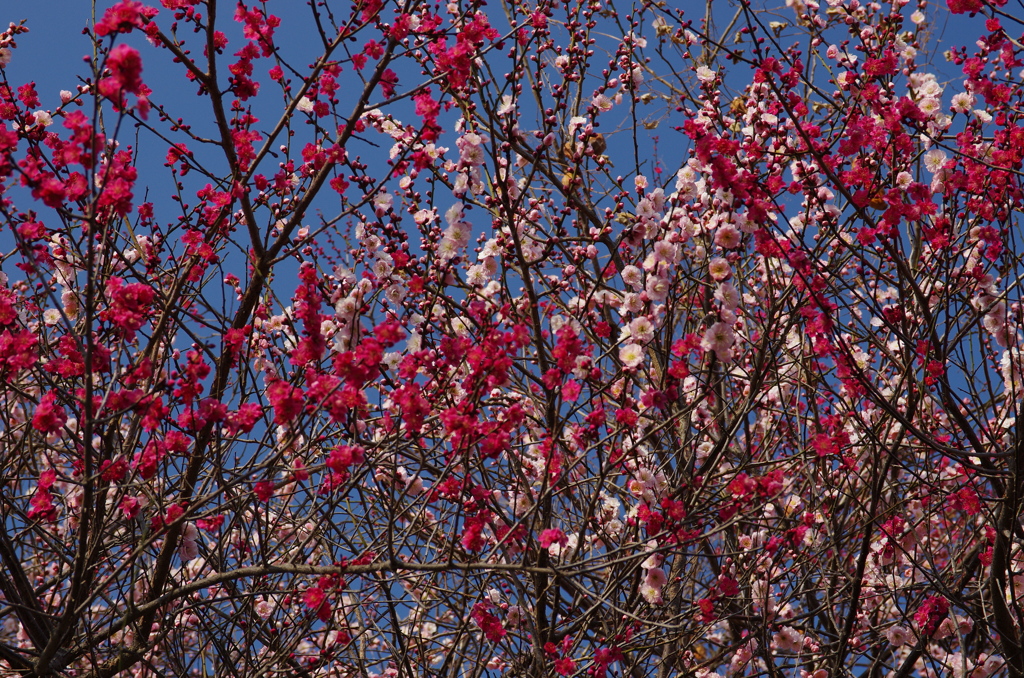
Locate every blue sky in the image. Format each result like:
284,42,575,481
3,3,96,100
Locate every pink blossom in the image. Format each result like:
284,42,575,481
773,626,802,653
708,257,732,281
714,223,742,249
701,322,736,361
120,495,142,519
177,523,199,562
644,567,667,589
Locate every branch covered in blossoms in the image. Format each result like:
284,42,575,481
0,0,1023,677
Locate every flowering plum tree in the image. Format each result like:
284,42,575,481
0,0,1023,676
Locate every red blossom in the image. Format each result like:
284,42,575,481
234,4,279,56
17,83,39,108
539,528,567,549
554,658,575,676
102,277,155,340
863,51,898,78
197,515,225,532
914,596,950,637
27,469,58,522
95,0,158,35
98,44,146,108
253,480,275,501
718,575,740,597
326,444,365,473
947,0,984,13
303,586,325,609
95,150,139,216
379,68,398,98
164,503,186,524
266,379,304,425
0,329,38,377
32,393,67,434
470,602,506,641
133,440,165,479
100,457,128,482
105,47,143,97
303,587,333,622
461,517,487,551
225,402,263,434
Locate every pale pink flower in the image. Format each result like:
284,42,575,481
715,282,740,310
413,208,437,225
645,567,667,589
629,317,655,344
437,238,460,260
645,275,670,301
696,65,716,83
641,550,663,569
255,598,275,618
714,223,742,249
621,265,643,290
444,220,472,246
709,257,732,281
372,191,393,216
466,264,490,286
886,625,911,647
619,343,645,369
62,290,80,318
652,239,678,264
772,626,802,653
177,523,199,562
924,149,947,173
701,322,736,360
457,133,486,166
918,97,941,118
976,655,1005,678
934,617,956,639
950,92,974,114
640,582,664,605
497,95,515,116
